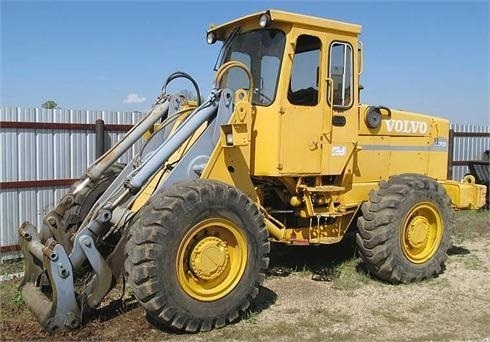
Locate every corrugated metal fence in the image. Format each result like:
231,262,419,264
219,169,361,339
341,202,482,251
0,107,143,259
0,107,489,260
450,124,490,181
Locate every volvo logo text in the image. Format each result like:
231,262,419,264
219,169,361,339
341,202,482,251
385,120,428,134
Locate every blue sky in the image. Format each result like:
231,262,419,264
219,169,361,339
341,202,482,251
1,1,489,125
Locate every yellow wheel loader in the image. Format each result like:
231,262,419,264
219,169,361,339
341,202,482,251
18,9,487,333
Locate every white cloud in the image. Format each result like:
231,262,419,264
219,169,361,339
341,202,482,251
123,93,146,104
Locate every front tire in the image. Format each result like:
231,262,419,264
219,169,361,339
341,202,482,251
63,163,125,237
125,179,270,332
356,174,453,283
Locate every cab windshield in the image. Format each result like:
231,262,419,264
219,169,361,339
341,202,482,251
221,29,285,106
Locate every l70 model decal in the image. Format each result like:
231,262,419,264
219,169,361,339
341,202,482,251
385,120,428,134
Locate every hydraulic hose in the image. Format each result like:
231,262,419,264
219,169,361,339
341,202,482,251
214,61,253,102
161,71,202,106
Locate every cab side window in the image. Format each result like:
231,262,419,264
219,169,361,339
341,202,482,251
329,42,353,108
288,35,321,106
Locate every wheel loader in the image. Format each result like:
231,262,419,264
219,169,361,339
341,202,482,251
18,9,487,333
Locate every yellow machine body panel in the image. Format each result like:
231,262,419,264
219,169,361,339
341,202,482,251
206,9,485,245
126,9,488,248
356,105,450,182
126,9,486,248
442,180,487,209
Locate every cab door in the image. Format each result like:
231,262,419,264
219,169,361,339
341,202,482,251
279,32,325,175
323,39,358,175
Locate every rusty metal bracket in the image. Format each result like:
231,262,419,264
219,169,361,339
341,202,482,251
20,243,80,334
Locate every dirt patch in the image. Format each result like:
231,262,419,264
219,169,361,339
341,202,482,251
1,211,489,341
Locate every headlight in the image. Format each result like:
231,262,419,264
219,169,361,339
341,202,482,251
259,13,271,28
225,133,234,146
206,32,216,44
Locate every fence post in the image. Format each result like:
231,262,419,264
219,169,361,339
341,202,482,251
447,128,454,180
95,119,105,158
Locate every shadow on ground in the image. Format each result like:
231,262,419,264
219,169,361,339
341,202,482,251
267,234,360,281
82,295,140,325
145,286,277,334
448,245,471,256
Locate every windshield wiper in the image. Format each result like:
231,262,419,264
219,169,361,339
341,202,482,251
213,26,241,71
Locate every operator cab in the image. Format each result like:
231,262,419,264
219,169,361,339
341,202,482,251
207,10,362,176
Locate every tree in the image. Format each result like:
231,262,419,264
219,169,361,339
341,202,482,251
179,89,204,104
42,100,58,109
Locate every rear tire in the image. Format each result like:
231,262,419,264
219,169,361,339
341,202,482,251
356,174,453,284
125,179,270,332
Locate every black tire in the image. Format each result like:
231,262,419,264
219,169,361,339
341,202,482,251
124,179,270,332
356,174,453,284
63,163,124,237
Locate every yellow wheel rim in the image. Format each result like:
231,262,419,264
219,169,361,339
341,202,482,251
176,218,247,301
400,202,443,264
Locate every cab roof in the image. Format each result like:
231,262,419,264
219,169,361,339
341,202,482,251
207,9,362,40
